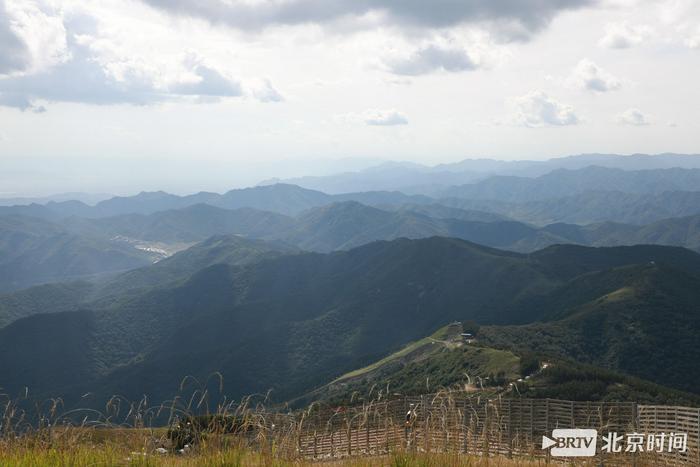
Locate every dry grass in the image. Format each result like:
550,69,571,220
0,383,679,466
0,441,593,467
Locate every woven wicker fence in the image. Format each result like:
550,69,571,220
280,394,700,465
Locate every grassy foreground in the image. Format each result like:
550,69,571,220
0,430,649,467
0,445,585,467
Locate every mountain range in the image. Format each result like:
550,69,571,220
2,153,700,410
1,236,700,408
440,166,700,202
4,194,700,291
0,184,430,219
263,153,700,195
442,190,700,225
4,163,700,223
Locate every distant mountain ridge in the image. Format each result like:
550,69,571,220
4,156,700,220
264,153,700,195
440,166,700,202
3,163,700,229
0,184,434,219
3,199,700,293
436,153,700,175
0,192,113,207
2,158,700,292
442,190,700,225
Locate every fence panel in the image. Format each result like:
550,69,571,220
290,394,699,464
638,405,700,466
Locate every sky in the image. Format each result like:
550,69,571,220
1,0,699,195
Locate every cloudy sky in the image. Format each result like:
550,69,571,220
1,0,699,195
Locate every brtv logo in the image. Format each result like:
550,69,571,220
542,429,597,457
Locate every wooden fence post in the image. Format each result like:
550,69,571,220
570,400,574,428
366,413,370,454
296,419,302,458
545,399,551,465
403,397,409,450
462,401,469,454
483,401,490,458
347,412,352,456
530,400,534,449
422,394,429,453
507,399,513,458
330,423,335,458
384,402,389,453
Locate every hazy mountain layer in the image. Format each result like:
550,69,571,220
4,198,700,294
441,166,700,202
265,154,700,195
440,190,700,225
0,216,157,292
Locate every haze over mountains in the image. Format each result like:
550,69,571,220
3,195,700,292
1,154,700,292
263,153,700,195
2,153,700,408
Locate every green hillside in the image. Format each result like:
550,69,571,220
0,281,93,328
298,326,520,407
479,263,700,393
1,238,699,409
517,360,700,406
0,311,100,395
296,322,700,408
91,234,297,299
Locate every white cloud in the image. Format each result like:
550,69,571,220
1,0,70,76
511,91,580,128
1,0,697,178
0,5,283,110
362,109,408,126
0,0,30,74
617,108,651,126
333,108,409,126
570,58,621,92
333,109,408,126
252,79,284,103
379,30,507,77
382,42,479,76
598,22,653,49
170,62,242,97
